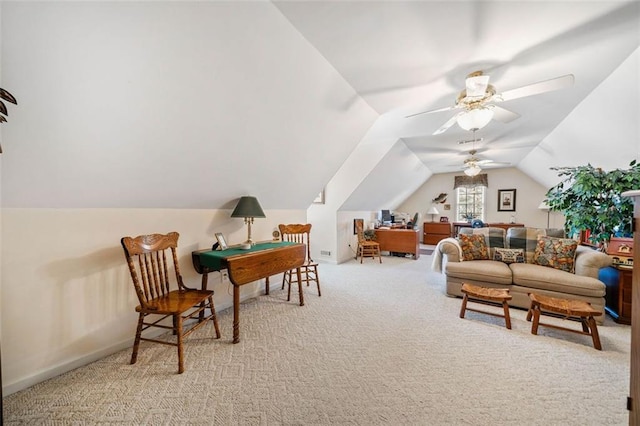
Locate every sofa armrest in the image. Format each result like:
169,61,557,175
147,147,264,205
431,238,462,273
439,238,463,263
574,245,612,279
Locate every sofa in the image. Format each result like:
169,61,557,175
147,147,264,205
432,227,612,323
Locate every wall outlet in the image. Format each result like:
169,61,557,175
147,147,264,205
320,250,331,256
221,271,229,282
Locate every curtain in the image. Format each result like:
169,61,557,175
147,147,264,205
454,174,488,189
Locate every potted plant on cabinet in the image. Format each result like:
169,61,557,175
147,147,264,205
545,160,640,248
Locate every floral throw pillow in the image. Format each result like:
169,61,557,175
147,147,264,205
532,236,578,273
459,234,490,261
493,248,525,264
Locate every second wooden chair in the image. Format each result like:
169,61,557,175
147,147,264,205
279,223,321,300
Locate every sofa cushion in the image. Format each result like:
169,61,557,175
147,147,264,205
445,260,513,285
510,263,605,298
494,248,525,264
459,227,506,258
459,234,490,260
532,236,578,273
506,227,565,263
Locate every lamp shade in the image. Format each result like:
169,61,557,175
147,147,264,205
457,106,494,131
426,206,440,215
538,201,550,210
231,196,266,218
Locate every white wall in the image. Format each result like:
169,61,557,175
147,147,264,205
1,208,306,395
398,167,562,232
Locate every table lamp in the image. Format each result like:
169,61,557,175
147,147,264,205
538,201,550,228
426,206,440,222
231,196,266,246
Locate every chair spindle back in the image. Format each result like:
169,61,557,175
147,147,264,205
121,232,184,308
279,224,312,263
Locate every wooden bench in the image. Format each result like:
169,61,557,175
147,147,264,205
526,293,602,350
459,283,512,329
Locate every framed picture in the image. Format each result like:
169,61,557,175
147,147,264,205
353,218,364,235
498,189,516,212
215,232,228,250
439,216,449,223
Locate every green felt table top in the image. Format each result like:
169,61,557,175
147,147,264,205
195,241,296,271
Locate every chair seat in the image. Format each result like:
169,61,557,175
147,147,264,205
135,289,214,314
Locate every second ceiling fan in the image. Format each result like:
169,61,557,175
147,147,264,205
406,70,575,135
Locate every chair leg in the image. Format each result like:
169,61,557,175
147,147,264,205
208,296,221,339
313,265,321,297
131,312,145,365
176,314,185,374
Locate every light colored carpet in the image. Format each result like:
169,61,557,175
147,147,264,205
3,253,631,425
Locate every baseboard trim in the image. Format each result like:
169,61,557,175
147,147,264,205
3,287,260,396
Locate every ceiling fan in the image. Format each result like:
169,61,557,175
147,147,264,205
462,149,511,176
456,130,510,176
406,70,575,135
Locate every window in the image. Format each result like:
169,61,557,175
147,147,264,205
457,185,485,221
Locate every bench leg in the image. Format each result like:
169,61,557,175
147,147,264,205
459,294,468,319
502,301,512,330
530,306,540,335
587,316,602,350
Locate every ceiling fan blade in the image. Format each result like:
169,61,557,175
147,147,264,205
491,105,520,123
498,74,574,102
482,162,512,167
432,113,460,135
405,105,455,119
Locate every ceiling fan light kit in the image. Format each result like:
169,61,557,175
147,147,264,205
406,70,574,138
464,164,482,177
456,106,494,131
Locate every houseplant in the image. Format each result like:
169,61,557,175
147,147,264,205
545,160,640,247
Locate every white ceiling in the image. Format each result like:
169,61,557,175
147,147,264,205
275,0,640,174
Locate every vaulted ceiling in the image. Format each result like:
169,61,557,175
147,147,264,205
275,0,640,175
1,1,639,210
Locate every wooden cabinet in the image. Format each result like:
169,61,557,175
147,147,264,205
423,222,451,245
601,265,633,325
622,190,640,424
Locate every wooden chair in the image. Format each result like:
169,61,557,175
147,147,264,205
121,232,221,374
355,220,382,263
278,224,321,300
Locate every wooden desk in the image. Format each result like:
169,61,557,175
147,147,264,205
192,242,306,343
374,228,420,259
